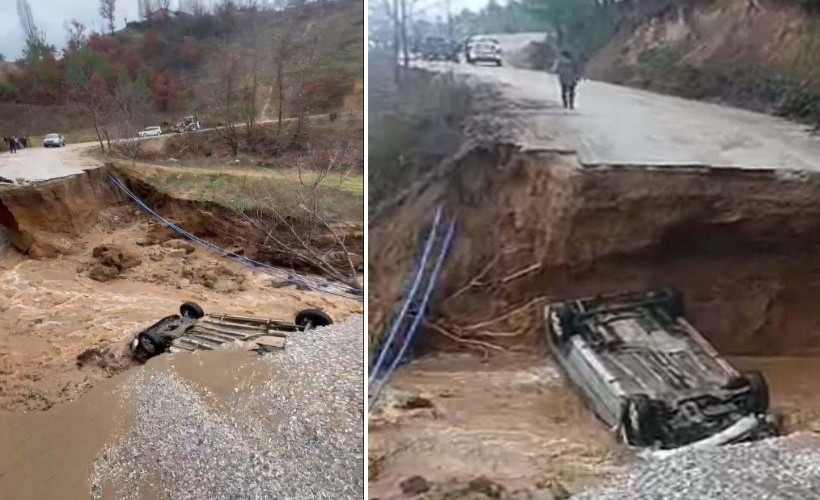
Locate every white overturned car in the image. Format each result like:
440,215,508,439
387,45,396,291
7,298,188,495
545,289,777,456
138,126,163,138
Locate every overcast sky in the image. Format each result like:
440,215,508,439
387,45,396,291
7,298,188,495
413,0,507,23
0,0,141,60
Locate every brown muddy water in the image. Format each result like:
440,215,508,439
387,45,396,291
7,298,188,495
368,352,820,499
0,315,364,500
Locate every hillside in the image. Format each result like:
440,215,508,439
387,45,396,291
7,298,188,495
585,0,820,124
0,0,363,138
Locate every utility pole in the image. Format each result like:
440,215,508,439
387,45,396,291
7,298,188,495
445,0,452,38
400,0,409,67
393,0,400,82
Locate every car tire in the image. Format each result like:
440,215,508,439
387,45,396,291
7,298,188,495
657,288,684,317
622,394,660,447
295,309,333,330
744,370,770,413
133,330,167,360
180,302,205,319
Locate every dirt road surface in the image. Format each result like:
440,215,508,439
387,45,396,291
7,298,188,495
425,61,820,170
0,144,102,183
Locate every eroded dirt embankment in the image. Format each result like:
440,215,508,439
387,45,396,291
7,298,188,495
0,167,125,258
0,166,362,412
370,146,820,357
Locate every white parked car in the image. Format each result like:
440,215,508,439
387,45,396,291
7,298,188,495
138,126,163,138
465,37,502,66
43,133,65,148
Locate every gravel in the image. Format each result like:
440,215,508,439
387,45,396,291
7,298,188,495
89,315,364,500
574,433,820,499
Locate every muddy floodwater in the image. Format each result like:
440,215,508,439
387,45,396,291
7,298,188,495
368,352,820,498
0,316,364,499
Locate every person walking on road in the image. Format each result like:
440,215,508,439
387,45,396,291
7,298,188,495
552,50,581,110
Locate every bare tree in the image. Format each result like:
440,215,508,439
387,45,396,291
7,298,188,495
213,47,243,156
271,30,294,140
17,0,51,61
240,21,265,135
64,20,87,53
182,0,208,15
291,36,317,138
99,0,117,34
228,135,361,285
139,0,154,20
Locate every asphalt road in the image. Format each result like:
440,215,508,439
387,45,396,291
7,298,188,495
427,60,820,171
0,144,101,184
0,112,343,184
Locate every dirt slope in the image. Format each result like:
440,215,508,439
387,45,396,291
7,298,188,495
585,0,820,118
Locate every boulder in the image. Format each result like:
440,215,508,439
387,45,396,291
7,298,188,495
399,476,431,496
162,239,196,254
93,244,142,271
89,264,120,282
166,248,188,258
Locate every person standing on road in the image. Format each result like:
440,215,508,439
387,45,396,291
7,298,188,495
551,50,581,110
9,136,18,154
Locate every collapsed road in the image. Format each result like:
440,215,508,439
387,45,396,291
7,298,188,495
369,47,820,498
0,130,364,497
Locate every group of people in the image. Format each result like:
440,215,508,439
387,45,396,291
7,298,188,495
3,136,30,153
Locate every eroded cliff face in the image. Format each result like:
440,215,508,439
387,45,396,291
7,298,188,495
0,167,124,258
370,145,820,356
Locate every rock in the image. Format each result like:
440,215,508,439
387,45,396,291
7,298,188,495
136,238,159,246
399,476,431,496
89,264,120,282
166,248,188,258
399,395,434,410
162,239,196,254
146,224,177,243
467,477,505,499
93,244,142,271
176,278,191,289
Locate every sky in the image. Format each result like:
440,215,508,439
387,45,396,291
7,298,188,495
413,0,507,23
0,0,141,60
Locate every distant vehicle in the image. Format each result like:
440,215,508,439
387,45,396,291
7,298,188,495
545,289,777,453
173,115,201,133
465,36,502,66
420,35,458,62
43,133,65,148
138,126,163,138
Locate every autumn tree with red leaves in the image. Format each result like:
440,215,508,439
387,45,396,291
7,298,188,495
148,70,180,111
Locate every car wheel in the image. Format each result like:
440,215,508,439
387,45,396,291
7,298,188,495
622,395,660,447
132,330,167,361
744,370,770,413
180,302,205,319
295,309,333,330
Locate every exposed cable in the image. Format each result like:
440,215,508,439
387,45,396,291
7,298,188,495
108,174,363,302
369,206,443,383
368,216,456,409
